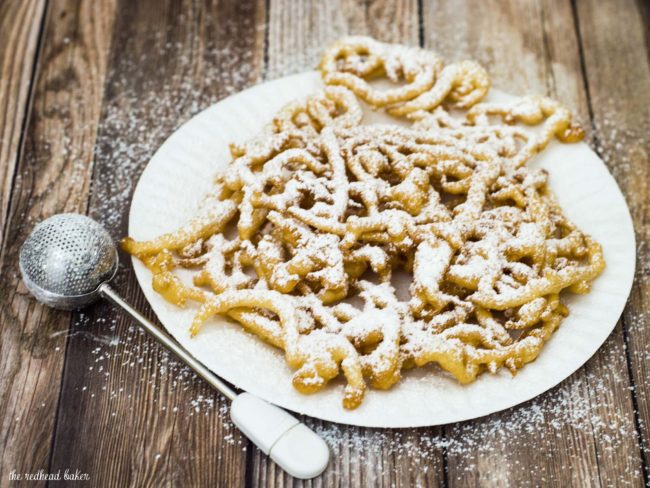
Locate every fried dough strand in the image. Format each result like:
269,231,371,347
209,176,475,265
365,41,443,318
123,37,601,409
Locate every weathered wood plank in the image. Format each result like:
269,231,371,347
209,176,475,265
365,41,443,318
0,0,117,484
576,0,650,482
0,0,45,247
423,0,643,486
251,1,445,486
48,0,266,486
2,1,644,487
265,0,420,80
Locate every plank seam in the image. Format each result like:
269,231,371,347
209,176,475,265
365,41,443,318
622,319,650,485
0,0,48,256
569,0,597,138
417,0,424,47
262,0,270,80
439,425,449,488
539,3,556,97
634,0,650,69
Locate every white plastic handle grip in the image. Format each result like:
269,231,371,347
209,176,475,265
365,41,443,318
230,393,330,479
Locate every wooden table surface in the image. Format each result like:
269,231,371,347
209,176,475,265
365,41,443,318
1,0,649,486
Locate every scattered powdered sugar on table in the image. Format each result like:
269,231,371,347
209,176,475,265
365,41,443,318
69,309,648,484
48,22,648,484
311,337,646,485
592,98,650,185
92,28,262,232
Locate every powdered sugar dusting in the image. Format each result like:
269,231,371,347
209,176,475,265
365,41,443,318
49,22,645,483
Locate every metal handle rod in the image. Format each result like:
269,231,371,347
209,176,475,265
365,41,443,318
98,283,237,401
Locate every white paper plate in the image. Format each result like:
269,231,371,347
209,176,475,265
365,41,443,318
128,71,635,427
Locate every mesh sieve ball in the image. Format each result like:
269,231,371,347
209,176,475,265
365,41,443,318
19,213,118,309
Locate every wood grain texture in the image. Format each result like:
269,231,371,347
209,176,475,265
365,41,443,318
48,0,266,486
252,2,445,486
0,0,117,485
0,0,45,247
576,0,650,483
265,0,420,79
423,1,644,486
1,0,648,486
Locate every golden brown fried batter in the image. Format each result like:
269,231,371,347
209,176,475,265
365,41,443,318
123,37,602,409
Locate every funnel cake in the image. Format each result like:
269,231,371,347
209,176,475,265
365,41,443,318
123,38,604,409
